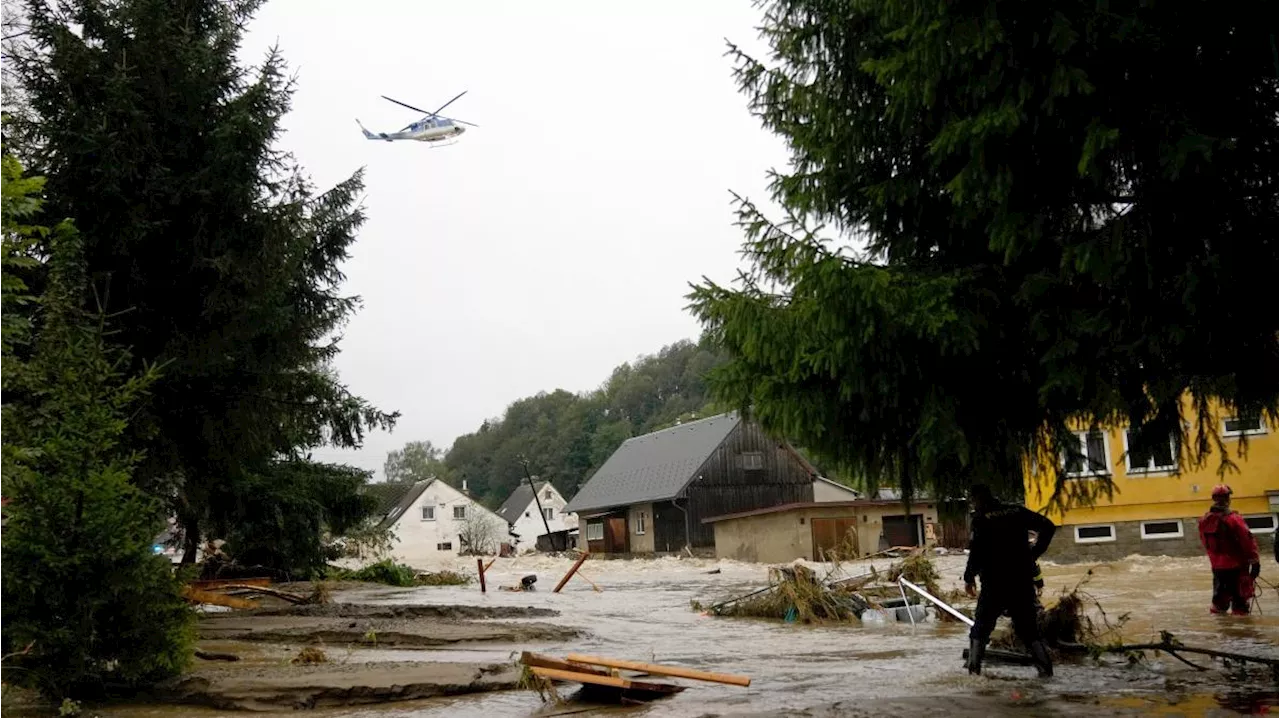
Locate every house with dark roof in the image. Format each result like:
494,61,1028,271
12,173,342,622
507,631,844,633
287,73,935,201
562,412,816,554
363,478,511,565
496,480,578,553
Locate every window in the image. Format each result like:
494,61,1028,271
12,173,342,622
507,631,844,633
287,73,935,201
740,451,764,471
421,506,435,521
1223,414,1267,438
1140,520,1184,540
453,505,467,520
586,522,604,541
1074,524,1116,544
544,490,553,500
1063,431,1110,477
634,512,646,535
1124,429,1177,474
436,542,453,551
543,507,554,521
1245,515,1277,534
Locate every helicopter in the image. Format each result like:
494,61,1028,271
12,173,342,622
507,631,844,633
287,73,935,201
356,91,478,145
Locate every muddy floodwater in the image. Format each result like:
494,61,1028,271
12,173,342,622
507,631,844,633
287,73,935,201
84,553,1278,717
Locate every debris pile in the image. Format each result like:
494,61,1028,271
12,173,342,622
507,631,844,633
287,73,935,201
693,552,952,625
991,571,1125,653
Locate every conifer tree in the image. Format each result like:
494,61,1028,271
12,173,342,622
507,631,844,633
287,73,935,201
688,0,1277,505
5,0,397,563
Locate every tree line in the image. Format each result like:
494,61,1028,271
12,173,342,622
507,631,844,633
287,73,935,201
384,338,730,507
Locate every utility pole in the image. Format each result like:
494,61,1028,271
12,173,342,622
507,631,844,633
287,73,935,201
520,458,556,548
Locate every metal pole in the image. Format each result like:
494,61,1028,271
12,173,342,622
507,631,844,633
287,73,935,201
521,459,555,547
898,577,975,627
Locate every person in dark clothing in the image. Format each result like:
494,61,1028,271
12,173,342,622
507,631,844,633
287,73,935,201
963,484,1058,678
1197,484,1260,615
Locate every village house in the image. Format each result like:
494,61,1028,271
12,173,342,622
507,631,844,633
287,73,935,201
702,497,945,564
1024,396,1279,562
563,412,816,555
365,478,511,566
496,480,578,553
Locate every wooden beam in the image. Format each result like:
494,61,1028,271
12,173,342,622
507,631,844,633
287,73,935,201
521,652,610,676
188,577,272,590
477,558,487,593
564,654,750,687
553,553,589,593
181,586,257,610
531,666,632,689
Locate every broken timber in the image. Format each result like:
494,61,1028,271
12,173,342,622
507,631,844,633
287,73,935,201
181,586,258,610
565,653,751,687
521,652,686,704
553,553,590,593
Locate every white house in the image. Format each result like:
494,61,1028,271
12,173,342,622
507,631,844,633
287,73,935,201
367,478,510,567
496,480,577,553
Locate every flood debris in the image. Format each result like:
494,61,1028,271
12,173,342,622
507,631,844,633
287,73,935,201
518,651,748,705
553,552,591,593
692,552,952,625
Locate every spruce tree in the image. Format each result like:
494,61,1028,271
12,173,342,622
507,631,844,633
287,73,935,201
1,155,195,700
5,0,397,563
688,0,1277,505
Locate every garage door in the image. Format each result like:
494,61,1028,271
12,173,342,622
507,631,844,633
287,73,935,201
811,518,860,560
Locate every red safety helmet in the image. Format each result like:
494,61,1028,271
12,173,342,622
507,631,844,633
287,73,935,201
1211,484,1233,499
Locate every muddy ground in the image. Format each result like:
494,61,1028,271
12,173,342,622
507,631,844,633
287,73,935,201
155,601,577,711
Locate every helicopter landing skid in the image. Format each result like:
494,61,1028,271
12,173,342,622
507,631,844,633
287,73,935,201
425,139,460,149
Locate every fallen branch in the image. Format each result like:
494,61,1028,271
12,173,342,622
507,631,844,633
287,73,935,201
216,584,310,605
1098,641,1276,669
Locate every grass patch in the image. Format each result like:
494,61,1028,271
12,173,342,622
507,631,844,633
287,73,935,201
325,559,475,587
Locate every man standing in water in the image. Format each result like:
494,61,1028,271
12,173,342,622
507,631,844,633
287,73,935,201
963,484,1057,678
1197,484,1260,616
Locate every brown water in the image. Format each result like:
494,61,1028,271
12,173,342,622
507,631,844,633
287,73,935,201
73,553,1280,717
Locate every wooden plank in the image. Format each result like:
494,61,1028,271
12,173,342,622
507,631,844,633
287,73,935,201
521,652,610,676
477,558,487,593
181,586,257,610
564,654,750,687
553,553,590,593
531,666,632,689
189,577,271,590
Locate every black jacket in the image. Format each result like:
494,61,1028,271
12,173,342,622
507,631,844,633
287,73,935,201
963,503,1057,587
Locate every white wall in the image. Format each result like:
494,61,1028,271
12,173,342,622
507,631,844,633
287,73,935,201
389,480,509,567
510,484,577,552
814,478,862,502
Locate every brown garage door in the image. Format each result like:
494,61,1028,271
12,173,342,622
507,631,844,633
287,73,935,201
811,517,860,560
883,514,923,547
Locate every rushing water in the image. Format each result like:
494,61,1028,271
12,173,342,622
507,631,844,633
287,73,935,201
81,552,1280,717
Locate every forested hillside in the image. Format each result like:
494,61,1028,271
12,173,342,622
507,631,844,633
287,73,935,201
383,338,729,506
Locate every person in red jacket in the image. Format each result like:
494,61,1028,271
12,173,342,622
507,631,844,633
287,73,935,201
1197,484,1260,615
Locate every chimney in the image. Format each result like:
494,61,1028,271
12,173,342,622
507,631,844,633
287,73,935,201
461,478,470,495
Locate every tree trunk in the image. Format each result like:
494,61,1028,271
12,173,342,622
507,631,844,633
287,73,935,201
181,512,201,565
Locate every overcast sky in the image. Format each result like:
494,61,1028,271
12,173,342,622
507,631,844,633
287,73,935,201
240,0,791,479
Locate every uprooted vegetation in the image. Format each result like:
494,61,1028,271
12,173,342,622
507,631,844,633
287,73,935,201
692,552,967,624
325,559,473,587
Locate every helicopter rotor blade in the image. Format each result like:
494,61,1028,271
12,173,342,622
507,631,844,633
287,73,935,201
381,95,432,115
439,116,479,128
429,90,468,117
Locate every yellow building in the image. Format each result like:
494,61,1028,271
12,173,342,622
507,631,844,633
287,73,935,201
1024,400,1279,562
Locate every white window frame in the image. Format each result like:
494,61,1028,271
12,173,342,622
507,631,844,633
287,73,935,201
1122,429,1178,475
1062,430,1112,478
544,489,554,501
453,505,467,520
1073,523,1116,544
586,522,604,541
543,507,554,521
1223,415,1267,438
634,512,647,535
740,451,764,471
1244,515,1277,535
1139,519,1185,540
421,506,435,521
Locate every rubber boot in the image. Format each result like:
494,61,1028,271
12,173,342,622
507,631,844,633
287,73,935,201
966,638,985,675
1028,640,1054,678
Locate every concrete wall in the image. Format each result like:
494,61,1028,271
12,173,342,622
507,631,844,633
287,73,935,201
510,485,577,553
390,481,509,567
710,502,943,564
627,502,655,554
712,509,814,563
1042,515,1278,563
814,479,861,502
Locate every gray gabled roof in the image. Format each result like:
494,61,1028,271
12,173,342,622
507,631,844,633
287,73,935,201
563,412,741,514
365,479,433,531
497,480,552,524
